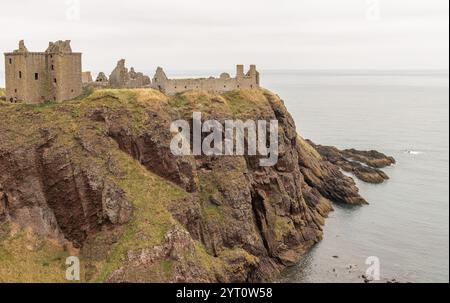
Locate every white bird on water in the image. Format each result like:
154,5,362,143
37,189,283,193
404,150,423,155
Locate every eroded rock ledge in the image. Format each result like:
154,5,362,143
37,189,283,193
307,141,396,184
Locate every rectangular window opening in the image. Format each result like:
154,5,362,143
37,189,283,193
35,73,39,80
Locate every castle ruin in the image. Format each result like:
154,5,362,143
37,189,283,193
109,59,151,88
3,40,260,103
82,71,93,84
95,72,109,86
151,65,260,95
4,40,82,103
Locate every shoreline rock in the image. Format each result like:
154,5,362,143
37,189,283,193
307,141,395,184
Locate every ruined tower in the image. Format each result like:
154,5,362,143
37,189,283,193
236,64,245,80
82,71,93,84
109,59,151,88
4,40,82,104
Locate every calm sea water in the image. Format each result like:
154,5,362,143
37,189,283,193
1,70,448,282
261,70,449,283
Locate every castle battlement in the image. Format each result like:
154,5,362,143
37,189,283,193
4,52,82,56
4,52,47,56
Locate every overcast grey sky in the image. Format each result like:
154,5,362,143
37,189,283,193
0,0,448,76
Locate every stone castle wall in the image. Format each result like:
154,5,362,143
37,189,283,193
82,71,93,84
51,52,82,102
109,59,150,88
151,65,260,95
5,52,48,104
94,72,109,86
4,40,82,104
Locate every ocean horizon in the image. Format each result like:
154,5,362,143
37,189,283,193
1,69,449,89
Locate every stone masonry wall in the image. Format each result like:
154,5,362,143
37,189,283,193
82,71,93,84
4,40,82,104
51,52,82,102
109,59,150,88
151,65,260,95
4,53,49,104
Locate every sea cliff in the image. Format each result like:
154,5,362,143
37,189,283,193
0,88,393,282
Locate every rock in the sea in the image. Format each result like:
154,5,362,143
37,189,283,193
307,140,395,184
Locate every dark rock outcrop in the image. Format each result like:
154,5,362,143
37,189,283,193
307,141,395,184
294,137,367,205
0,134,133,248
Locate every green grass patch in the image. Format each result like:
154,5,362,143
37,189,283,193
0,224,69,283
92,149,188,281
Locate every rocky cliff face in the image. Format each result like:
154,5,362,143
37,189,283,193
0,88,385,282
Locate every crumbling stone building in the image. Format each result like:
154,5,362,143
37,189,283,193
151,65,260,95
94,72,109,86
4,40,82,103
109,59,151,88
82,71,93,84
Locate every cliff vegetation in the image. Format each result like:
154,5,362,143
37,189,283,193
0,87,393,282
